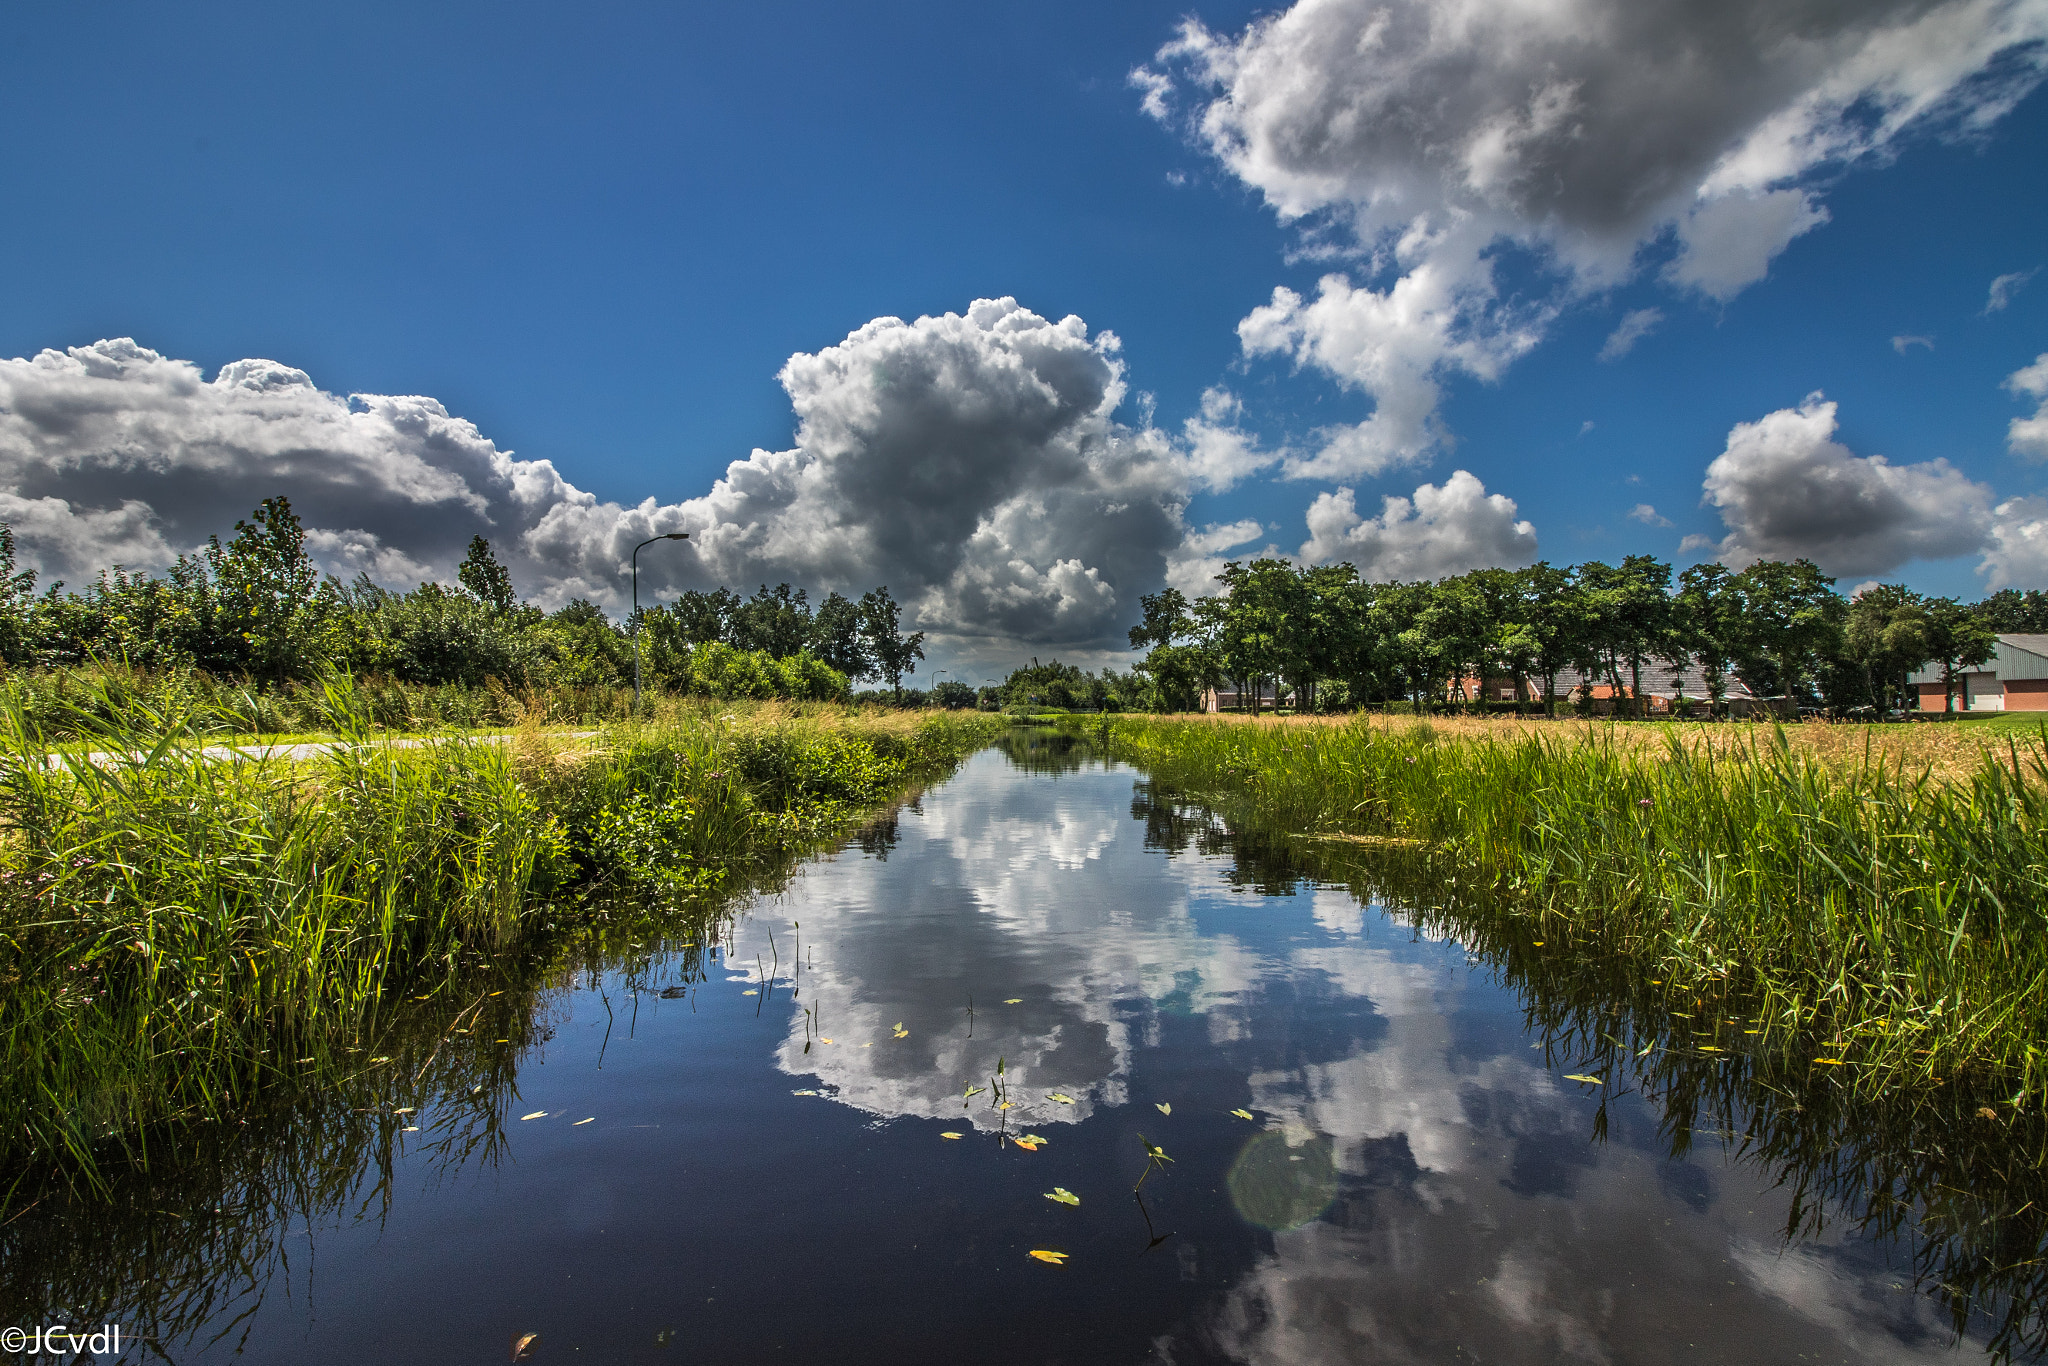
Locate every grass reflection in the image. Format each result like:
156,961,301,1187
1126,775,2048,1362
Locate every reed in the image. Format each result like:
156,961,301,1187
1092,713,2048,1108
0,675,997,1193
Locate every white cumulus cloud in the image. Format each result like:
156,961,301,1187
1981,495,2048,588
1300,470,1537,579
2006,352,2048,460
1139,0,2048,478
1697,393,1994,576
0,302,1210,662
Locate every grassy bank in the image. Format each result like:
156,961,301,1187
1093,712,2048,1109
0,680,997,1194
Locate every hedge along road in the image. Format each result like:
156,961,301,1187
41,728,603,769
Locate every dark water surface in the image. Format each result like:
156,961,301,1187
12,738,2033,1363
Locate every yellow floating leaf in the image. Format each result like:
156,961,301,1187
573,1117,595,1126
997,1101,1013,1110
820,1038,834,1044
1155,1102,1171,1115
1027,1250,1068,1264
402,1125,420,1132
1004,998,1023,1005
512,1330,540,1360
392,1107,415,1115
1813,1057,1848,1066
1562,1075,1602,1085
1531,941,1545,947
1045,1188,1080,1206
894,1022,904,1030
940,1132,964,1139
742,990,758,996
1012,1135,1045,1151
1048,1093,1075,1104
1231,1108,1255,1121
791,1089,819,1096
893,1029,909,1038
963,1085,986,1099
520,1110,547,1120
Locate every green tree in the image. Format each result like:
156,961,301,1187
204,496,335,684
456,536,518,613
1843,585,1932,715
858,586,925,700
733,583,812,657
1925,597,1998,713
1723,559,1846,714
1674,563,1738,718
808,591,872,681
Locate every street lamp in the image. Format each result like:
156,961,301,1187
632,532,690,715
932,669,950,709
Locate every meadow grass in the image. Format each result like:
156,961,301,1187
1093,712,2048,1110
0,676,997,1196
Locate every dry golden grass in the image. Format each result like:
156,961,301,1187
1152,709,2047,783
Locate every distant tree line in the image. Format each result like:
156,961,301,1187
0,497,928,703
1128,556,2009,718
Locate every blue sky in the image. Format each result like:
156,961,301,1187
2,1,2045,670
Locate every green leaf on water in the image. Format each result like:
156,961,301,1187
1155,1102,1171,1115
1004,998,1023,1005
1028,1249,1068,1264
520,1110,547,1120
1231,1108,1255,1120
940,1131,964,1139
1562,1074,1602,1085
963,1085,986,1100
791,1089,819,1096
1048,1093,1075,1104
1045,1187,1080,1206
742,990,758,996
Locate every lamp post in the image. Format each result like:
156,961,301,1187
932,669,950,710
632,532,690,715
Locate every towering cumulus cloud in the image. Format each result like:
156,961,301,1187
1139,0,2048,477
1693,394,1993,576
0,301,1189,657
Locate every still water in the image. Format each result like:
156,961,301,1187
15,737,2030,1362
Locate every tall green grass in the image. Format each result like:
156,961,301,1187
1094,715,2048,1108
0,677,997,1195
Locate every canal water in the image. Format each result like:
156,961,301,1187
10,736,2032,1362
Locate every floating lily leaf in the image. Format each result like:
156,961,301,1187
1045,1188,1080,1206
1004,999,1023,1005
1012,1134,1046,1150
1027,1250,1068,1264
1155,1102,1171,1115
520,1110,547,1120
573,1117,595,1126
791,1089,819,1096
1562,1074,1602,1085
940,1131,964,1140
512,1331,540,1360
1048,1093,1075,1104
1231,1108,1255,1121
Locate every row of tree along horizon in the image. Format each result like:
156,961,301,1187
3,496,2044,717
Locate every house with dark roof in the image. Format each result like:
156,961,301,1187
1910,634,2048,712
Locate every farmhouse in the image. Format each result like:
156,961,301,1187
1910,634,2048,712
